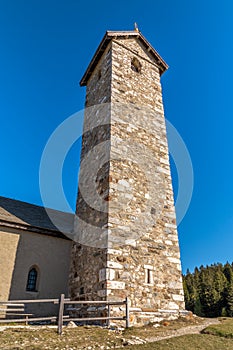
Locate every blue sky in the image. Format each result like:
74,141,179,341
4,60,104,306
0,0,233,272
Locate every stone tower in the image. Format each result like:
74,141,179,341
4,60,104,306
69,30,185,324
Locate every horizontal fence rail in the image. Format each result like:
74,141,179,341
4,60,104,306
0,295,130,334
0,299,60,325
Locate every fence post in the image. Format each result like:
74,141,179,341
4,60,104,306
107,304,110,327
125,297,130,328
57,294,65,335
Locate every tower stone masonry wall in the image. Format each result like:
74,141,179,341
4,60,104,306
69,44,112,300
69,32,185,325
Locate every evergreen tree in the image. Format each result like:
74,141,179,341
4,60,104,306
183,262,233,318
223,262,233,283
226,283,233,317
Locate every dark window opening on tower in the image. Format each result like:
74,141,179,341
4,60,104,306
131,57,142,73
80,287,84,295
147,269,150,284
145,269,153,284
26,267,38,292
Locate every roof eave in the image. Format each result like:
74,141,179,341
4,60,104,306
0,219,72,240
80,31,110,87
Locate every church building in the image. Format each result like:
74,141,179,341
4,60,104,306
0,196,73,314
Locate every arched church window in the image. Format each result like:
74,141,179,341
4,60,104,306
131,57,142,73
26,267,38,292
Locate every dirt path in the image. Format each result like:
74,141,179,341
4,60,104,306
145,318,220,343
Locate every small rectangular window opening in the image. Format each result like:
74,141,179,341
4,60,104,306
145,269,153,284
147,269,150,284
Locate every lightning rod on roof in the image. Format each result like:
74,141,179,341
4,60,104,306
134,22,139,32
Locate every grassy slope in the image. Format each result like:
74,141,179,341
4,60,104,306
130,334,233,350
202,318,233,338
0,317,232,349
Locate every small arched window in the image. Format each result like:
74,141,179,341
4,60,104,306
26,267,38,292
131,57,142,73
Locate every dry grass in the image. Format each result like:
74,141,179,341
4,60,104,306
129,334,233,350
0,326,122,349
201,317,233,338
0,317,232,349
123,315,207,338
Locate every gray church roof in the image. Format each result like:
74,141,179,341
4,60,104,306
0,196,74,240
80,30,169,86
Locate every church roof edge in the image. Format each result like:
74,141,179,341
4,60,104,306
0,196,74,240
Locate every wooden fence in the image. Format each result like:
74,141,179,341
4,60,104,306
0,295,130,334
0,298,61,324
